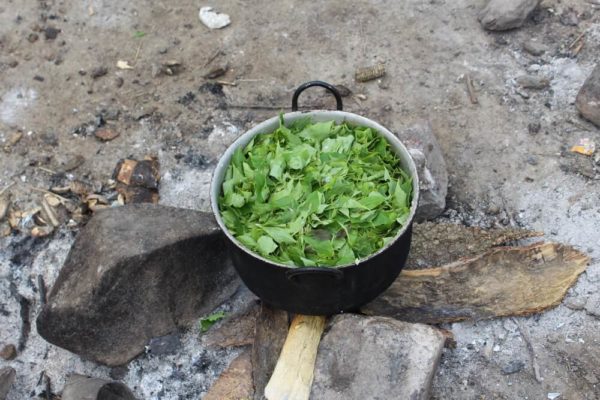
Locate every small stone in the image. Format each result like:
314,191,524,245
33,75,44,82
528,122,541,134
575,64,600,127
493,345,501,352
523,40,547,56
27,32,39,42
0,345,16,361
334,84,352,97
0,367,16,400
114,76,124,88
90,66,108,79
487,204,501,215
310,314,445,400
516,75,550,90
62,374,136,400
502,360,525,374
396,121,448,222
527,156,538,165
199,7,231,29
584,292,600,318
44,26,60,39
559,8,579,26
564,296,586,310
547,393,561,400
478,0,541,31
94,127,120,141
148,333,181,355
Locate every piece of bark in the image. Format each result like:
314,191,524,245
264,315,326,400
362,242,589,323
252,304,289,400
204,349,254,400
204,302,260,348
407,222,542,269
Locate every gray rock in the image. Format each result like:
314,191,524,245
148,333,181,356
584,292,600,318
0,367,15,400
479,0,540,31
516,75,550,90
396,121,448,221
502,360,525,374
37,204,240,366
575,64,600,127
310,314,445,400
62,374,136,400
522,40,547,56
564,296,587,311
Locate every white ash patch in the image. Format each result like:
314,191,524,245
0,88,37,125
159,168,214,212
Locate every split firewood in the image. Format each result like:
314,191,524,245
407,222,542,269
204,349,254,400
113,156,160,204
362,242,589,323
265,315,326,400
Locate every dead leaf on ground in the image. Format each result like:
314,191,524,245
94,128,120,141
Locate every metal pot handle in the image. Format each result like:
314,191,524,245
286,267,344,282
291,81,343,111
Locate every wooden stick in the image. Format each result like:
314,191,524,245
466,74,478,104
265,315,326,400
514,318,543,383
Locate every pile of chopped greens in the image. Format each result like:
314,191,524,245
218,116,412,267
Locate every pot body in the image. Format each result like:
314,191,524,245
211,110,419,315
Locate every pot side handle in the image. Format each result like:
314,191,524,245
286,267,344,283
291,81,343,111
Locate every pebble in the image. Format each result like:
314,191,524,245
502,360,525,375
559,8,579,26
564,296,586,310
527,156,538,166
199,7,231,29
90,66,108,79
0,344,16,360
44,26,60,40
493,345,501,352
517,75,550,90
523,40,547,56
547,393,561,400
27,32,39,42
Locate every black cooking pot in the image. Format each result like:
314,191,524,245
211,81,419,315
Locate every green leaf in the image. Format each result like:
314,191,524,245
199,311,226,333
262,226,296,244
257,235,278,255
133,31,146,38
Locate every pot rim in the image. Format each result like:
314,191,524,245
210,110,420,269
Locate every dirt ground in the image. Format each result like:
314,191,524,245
1,0,599,399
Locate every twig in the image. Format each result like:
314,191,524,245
37,275,47,306
513,318,543,383
0,182,15,196
216,80,237,86
27,186,74,204
41,198,60,227
203,48,221,68
36,166,58,175
465,74,478,104
133,42,143,65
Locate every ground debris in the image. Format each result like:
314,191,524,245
3,132,23,152
570,138,595,156
355,63,385,82
407,222,542,269
199,7,231,29
94,127,120,141
362,242,589,323
112,156,160,204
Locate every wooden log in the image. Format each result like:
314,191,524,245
264,315,326,400
362,242,589,323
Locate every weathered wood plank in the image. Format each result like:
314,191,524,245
362,242,589,323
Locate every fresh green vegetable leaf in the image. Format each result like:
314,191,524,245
257,235,278,255
199,311,226,333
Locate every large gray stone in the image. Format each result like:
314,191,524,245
576,64,600,127
0,367,15,400
37,204,240,366
478,0,540,31
62,374,136,400
396,121,448,221
310,314,445,400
